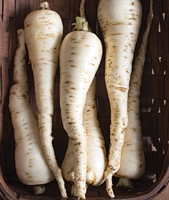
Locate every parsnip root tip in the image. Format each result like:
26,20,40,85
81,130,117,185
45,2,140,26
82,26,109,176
33,185,46,195
105,175,115,198
116,177,134,190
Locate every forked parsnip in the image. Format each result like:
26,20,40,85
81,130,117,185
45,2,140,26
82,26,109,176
9,29,55,195
115,0,154,189
24,2,67,197
98,0,142,197
61,78,107,195
59,5,103,198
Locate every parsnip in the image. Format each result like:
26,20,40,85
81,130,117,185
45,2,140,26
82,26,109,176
24,2,67,197
83,78,107,187
61,78,107,195
59,1,103,197
115,0,154,189
9,29,55,195
98,0,142,197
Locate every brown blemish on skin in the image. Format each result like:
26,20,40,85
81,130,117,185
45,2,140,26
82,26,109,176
70,37,76,42
129,17,137,20
115,87,127,92
112,33,122,36
70,87,76,90
70,65,76,68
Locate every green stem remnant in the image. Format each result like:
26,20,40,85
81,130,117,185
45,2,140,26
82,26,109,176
72,16,90,31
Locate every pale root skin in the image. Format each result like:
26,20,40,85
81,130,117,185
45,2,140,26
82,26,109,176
98,0,142,197
84,78,107,186
59,21,103,198
24,2,67,197
115,0,154,189
61,78,107,195
9,29,55,195
61,139,74,183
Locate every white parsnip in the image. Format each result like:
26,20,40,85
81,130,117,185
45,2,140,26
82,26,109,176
59,1,103,198
83,78,107,187
98,0,142,197
115,0,154,189
9,29,55,195
61,78,107,195
24,2,67,197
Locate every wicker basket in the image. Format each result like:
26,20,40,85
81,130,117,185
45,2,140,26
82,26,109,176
1,0,169,199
